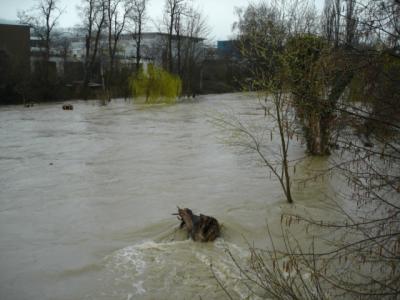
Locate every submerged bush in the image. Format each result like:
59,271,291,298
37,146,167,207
130,64,182,104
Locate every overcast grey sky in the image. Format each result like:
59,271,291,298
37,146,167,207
0,0,323,41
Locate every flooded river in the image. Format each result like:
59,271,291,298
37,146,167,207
0,93,335,299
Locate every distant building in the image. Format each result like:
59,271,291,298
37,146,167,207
217,40,241,59
30,29,79,76
1,20,206,83
69,31,205,70
121,32,205,67
0,22,30,72
0,21,31,103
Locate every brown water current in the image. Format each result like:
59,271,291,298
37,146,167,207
0,93,339,299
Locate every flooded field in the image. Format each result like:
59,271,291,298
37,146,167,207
0,93,336,299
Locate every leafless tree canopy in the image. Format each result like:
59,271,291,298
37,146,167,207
128,0,147,70
18,0,63,61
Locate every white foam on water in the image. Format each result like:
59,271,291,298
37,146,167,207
132,280,146,295
107,244,147,276
102,238,258,299
133,239,191,250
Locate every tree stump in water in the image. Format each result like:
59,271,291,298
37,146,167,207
62,104,74,110
174,207,220,242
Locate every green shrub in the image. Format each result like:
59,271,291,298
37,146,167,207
130,64,182,104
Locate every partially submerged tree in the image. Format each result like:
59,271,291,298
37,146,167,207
214,8,296,202
223,0,314,204
216,0,400,297
235,0,359,156
130,64,182,104
214,92,296,204
285,34,336,155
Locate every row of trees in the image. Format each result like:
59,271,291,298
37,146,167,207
159,0,209,95
217,0,400,298
11,0,209,103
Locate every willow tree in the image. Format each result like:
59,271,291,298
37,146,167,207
130,64,182,104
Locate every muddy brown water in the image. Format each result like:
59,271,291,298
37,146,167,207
0,93,338,299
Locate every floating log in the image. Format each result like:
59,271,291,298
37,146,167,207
62,104,74,110
174,207,220,242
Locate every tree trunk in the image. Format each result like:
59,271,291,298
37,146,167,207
306,113,330,155
275,98,294,203
136,21,142,71
168,13,174,73
83,34,91,99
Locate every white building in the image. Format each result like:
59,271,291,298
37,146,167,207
29,30,205,77
69,31,205,69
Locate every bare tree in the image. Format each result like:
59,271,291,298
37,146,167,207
174,7,184,76
322,0,344,47
228,0,324,203
19,0,63,63
322,0,359,47
180,6,209,94
80,0,107,97
333,0,341,47
105,0,131,98
351,0,399,48
129,0,147,71
52,32,70,69
221,0,297,203
214,91,296,205
163,0,185,73
18,0,63,89
344,0,357,46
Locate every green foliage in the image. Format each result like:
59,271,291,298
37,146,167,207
285,34,326,112
284,34,334,155
348,51,400,138
130,64,182,104
349,52,400,104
